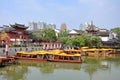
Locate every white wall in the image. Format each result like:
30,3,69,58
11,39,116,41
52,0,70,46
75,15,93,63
99,36,109,41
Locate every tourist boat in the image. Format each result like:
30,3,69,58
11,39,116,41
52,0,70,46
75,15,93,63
15,50,48,61
16,49,82,63
81,47,116,57
46,50,82,63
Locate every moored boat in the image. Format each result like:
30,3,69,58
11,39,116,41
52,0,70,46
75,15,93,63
47,51,82,63
81,47,116,57
15,50,48,61
15,49,82,63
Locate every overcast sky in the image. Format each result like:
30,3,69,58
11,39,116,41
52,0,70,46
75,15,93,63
0,0,120,30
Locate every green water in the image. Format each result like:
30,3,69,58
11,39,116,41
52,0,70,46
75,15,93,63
0,56,120,80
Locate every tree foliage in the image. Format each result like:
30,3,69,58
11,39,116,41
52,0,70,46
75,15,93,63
39,28,57,42
81,33,102,48
29,32,40,39
29,28,57,42
0,31,10,41
60,33,102,48
111,27,120,40
59,29,68,37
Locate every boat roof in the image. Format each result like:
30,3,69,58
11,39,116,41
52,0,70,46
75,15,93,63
74,53,81,56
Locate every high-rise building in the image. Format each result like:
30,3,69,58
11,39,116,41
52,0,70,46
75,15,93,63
28,22,37,30
47,24,56,29
37,22,46,30
28,21,56,31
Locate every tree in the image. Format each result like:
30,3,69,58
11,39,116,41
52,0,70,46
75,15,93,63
70,36,85,47
0,31,10,41
0,31,10,44
39,28,57,42
81,33,92,46
29,32,40,39
111,27,120,40
81,33,102,48
60,37,68,44
89,36,102,48
59,29,68,38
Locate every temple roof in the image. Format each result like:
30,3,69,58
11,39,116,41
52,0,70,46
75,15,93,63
0,27,16,33
85,21,99,31
68,29,82,34
102,39,120,45
10,23,28,29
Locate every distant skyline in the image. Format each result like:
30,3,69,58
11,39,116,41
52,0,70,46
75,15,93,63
0,0,120,30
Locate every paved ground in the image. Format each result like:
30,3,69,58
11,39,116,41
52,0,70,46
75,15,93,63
0,46,42,56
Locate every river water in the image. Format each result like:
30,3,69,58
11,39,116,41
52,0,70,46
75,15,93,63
0,55,120,80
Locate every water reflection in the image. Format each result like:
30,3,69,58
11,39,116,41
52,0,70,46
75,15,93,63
82,57,110,80
0,56,120,80
18,61,81,74
0,65,28,80
82,56,120,80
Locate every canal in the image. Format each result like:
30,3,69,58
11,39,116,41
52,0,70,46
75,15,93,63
0,55,120,80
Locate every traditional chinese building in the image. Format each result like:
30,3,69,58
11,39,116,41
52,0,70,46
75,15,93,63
68,29,82,38
0,23,30,45
85,21,99,35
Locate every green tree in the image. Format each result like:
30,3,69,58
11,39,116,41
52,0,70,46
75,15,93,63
39,28,57,42
111,27,120,40
59,29,68,37
60,37,68,44
29,32,40,39
81,33,93,46
70,36,85,47
81,33,102,48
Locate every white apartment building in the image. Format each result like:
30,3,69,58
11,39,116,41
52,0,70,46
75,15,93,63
28,21,56,31
28,22,37,30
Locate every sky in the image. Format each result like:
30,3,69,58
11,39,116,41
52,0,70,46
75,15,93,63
0,0,120,30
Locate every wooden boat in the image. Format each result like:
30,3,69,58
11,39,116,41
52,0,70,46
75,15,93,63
16,49,82,63
46,51,82,63
15,50,48,61
81,48,116,57
64,49,81,54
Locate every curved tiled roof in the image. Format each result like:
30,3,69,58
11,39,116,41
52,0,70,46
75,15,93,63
10,23,28,29
0,27,16,32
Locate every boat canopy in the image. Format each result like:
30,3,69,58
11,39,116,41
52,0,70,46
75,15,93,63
55,53,74,56
16,51,27,54
17,51,37,55
74,54,81,56
37,50,47,54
